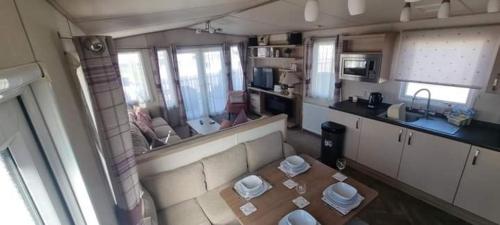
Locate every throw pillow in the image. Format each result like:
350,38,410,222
135,120,158,143
220,119,233,129
232,110,248,126
135,107,153,128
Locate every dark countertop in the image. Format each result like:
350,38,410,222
330,100,500,152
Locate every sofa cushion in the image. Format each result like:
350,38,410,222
130,123,150,155
202,144,247,190
141,185,158,225
245,131,284,172
154,125,176,139
151,117,168,128
142,162,206,209
157,199,211,225
283,142,297,157
196,184,237,225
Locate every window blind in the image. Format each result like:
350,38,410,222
393,26,500,89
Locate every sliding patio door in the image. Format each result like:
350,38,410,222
176,46,228,120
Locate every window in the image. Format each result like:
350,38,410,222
118,51,153,105
309,39,336,100
157,49,178,109
1,149,43,225
402,82,471,105
230,45,244,91
176,46,228,120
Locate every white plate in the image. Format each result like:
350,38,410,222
234,178,271,199
322,194,364,216
285,155,306,169
278,161,311,177
278,210,320,225
326,182,358,203
239,175,263,192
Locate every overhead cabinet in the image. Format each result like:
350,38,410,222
454,146,500,224
397,129,470,203
357,118,406,178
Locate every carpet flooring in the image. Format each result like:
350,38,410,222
286,128,471,225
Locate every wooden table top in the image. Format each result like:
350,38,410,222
220,155,378,225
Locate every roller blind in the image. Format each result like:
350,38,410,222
393,26,500,89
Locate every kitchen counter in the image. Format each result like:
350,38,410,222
330,100,500,152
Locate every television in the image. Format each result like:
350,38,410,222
252,67,274,90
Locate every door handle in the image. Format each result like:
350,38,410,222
355,119,359,129
398,129,403,142
407,132,413,145
472,149,480,165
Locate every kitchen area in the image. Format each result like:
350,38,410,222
301,25,500,225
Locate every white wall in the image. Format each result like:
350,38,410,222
303,14,500,124
0,0,118,224
115,28,247,49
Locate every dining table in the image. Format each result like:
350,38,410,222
220,154,378,225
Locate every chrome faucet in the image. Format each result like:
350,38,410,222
410,88,431,119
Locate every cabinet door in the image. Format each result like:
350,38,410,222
0,0,34,69
454,146,500,224
329,110,362,161
357,118,406,178
398,130,470,203
302,102,331,135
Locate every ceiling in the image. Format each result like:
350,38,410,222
51,0,491,37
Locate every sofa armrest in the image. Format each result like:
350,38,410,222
283,142,296,157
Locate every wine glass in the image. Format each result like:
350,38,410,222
336,158,347,174
295,181,307,196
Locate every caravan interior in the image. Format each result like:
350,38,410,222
1,0,500,225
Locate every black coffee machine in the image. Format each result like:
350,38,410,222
368,92,383,109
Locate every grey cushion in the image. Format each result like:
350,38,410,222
130,123,149,155
196,183,237,225
244,131,284,172
157,199,211,225
154,125,177,139
141,185,158,225
152,117,168,128
141,162,206,209
283,142,297,157
202,144,248,190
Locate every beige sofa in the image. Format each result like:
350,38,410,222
141,131,296,225
130,105,182,154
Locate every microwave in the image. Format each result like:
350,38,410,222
340,52,383,83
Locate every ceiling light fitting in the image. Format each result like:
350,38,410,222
195,21,222,34
304,0,319,22
437,0,450,19
400,2,411,22
487,0,500,13
348,0,366,15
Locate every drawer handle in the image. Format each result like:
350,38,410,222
472,150,480,165
408,132,413,145
355,119,359,129
398,129,403,142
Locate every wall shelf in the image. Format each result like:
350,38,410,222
250,57,302,60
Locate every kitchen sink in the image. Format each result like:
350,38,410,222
377,111,460,135
378,111,423,123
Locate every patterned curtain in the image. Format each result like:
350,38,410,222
222,42,234,91
168,45,187,125
73,36,142,225
147,47,169,119
334,35,342,103
303,38,314,98
237,41,248,90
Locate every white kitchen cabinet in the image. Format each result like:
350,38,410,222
0,0,34,69
302,102,331,135
357,118,406,178
454,146,500,224
328,110,362,161
398,129,470,203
